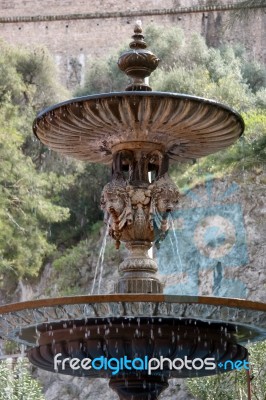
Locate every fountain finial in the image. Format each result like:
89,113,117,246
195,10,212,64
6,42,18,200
118,21,160,91
129,20,147,49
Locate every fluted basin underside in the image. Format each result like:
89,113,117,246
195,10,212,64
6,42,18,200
33,92,244,163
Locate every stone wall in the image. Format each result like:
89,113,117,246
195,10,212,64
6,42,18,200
0,0,239,17
0,0,265,89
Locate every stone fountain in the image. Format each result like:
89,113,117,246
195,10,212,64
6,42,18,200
0,23,266,400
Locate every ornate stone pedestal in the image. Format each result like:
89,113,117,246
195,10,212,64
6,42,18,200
115,241,162,293
100,144,180,294
109,375,169,400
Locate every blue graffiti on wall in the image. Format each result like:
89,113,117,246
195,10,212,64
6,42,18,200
157,179,248,298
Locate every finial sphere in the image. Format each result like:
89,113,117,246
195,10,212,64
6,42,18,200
134,20,142,32
118,23,160,91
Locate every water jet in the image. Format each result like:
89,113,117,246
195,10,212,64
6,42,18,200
0,22,265,399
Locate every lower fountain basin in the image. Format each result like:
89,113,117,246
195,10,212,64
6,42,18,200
1,295,265,399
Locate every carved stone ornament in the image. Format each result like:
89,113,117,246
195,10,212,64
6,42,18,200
101,144,179,293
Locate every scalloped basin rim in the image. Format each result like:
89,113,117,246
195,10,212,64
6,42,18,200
33,91,245,163
0,295,265,314
33,91,245,128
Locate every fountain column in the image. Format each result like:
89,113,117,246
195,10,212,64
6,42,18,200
100,22,180,294
109,375,169,400
101,142,179,294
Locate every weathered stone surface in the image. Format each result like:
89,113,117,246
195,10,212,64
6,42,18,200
37,371,196,400
158,175,266,303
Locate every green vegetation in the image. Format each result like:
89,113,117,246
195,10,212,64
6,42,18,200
0,105,70,280
48,221,121,296
170,110,266,189
51,237,97,296
0,39,111,292
75,54,128,96
50,164,109,245
0,42,71,287
0,359,44,400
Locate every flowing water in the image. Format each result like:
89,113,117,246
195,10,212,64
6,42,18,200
169,217,184,294
90,218,110,295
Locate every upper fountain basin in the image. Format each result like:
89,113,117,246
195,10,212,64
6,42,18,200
33,92,244,163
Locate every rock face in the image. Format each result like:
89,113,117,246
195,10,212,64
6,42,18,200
38,373,118,400
158,175,266,302
37,371,196,400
